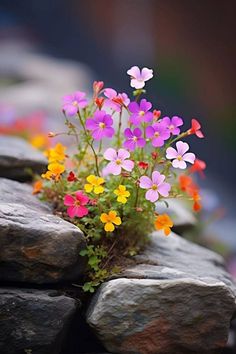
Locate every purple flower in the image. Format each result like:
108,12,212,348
140,171,171,203
104,88,130,112
62,91,88,117
103,148,134,175
146,122,170,147
128,99,153,125
123,128,146,151
166,141,195,169
127,66,153,89
85,110,115,140
162,116,183,135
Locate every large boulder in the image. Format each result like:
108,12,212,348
0,178,86,283
87,232,236,354
0,287,78,354
0,135,47,181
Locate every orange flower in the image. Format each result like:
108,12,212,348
179,175,199,194
32,180,43,195
189,158,206,178
191,191,202,212
154,214,173,236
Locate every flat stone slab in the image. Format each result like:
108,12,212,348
87,232,236,354
0,135,47,180
0,178,86,283
0,287,78,354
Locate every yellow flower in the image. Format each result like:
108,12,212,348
154,213,173,236
100,211,121,232
41,162,65,181
84,175,105,194
30,134,49,150
44,143,67,163
114,185,130,204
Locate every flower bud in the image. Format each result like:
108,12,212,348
151,152,158,160
48,132,56,138
153,110,161,121
93,81,104,96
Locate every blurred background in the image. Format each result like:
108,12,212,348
0,0,235,271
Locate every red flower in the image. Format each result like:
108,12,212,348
188,119,204,138
151,152,158,160
153,110,161,121
93,81,104,97
190,158,206,178
95,97,105,109
67,171,77,182
138,161,149,169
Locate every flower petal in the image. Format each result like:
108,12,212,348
176,141,189,155
105,222,115,232
127,66,141,79
104,148,117,161
172,159,187,169
64,194,75,206
166,147,178,159
117,148,130,160
107,161,122,175
183,152,195,164
146,189,159,202
152,171,164,185
139,176,153,189
141,67,153,81
121,160,134,172
158,182,171,197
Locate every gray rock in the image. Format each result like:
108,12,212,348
0,287,78,354
87,232,236,354
0,135,47,181
0,178,86,283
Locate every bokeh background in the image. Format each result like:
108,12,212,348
0,0,235,270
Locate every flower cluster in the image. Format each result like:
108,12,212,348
38,66,205,291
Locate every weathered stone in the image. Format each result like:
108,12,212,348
0,178,86,283
0,287,78,354
0,135,47,181
87,232,236,354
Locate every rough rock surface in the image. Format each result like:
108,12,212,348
0,178,86,283
87,232,236,354
0,287,78,354
0,135,47,181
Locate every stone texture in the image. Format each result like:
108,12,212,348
0,135,47,181
87,232,236,354
0,178,86,283
0,287,78,354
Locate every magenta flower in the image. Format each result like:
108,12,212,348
64,191,89,218
62,91,88,117
166,141,195,169
127,66,153,89
140,171,171,203
162,116,183,135
123,128,146,151
103,148,134,175
129,99,153,125
146,122,170,147
104,88,130,112
85,110,115,140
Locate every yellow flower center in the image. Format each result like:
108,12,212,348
133,136,138,142
152,184,158,190
139,111,145,116
169,124,174,130
154,132,160,137
74,200,81,206
99,122,105,129
177,155,182,161
116,159,122,165
72,101,78,106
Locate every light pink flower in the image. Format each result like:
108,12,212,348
139,171,171,203
166,141,195,169
127,66,153,89
62,91,88,117
64,191,89,218
103,148,134,175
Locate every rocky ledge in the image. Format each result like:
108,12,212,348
87,232,236,354
0,135,47,181
0,178,86,283
0,287,78,354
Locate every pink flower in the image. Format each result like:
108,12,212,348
129,99,153,125
104,88,130,112
166,141,195,169
123,128,146,151
146,121,170,147
64,191,89,218
140,171,171,202
162,116,183,135
85,110,115,140
127,66,153,89
103,148,134,175
62,91,88,117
